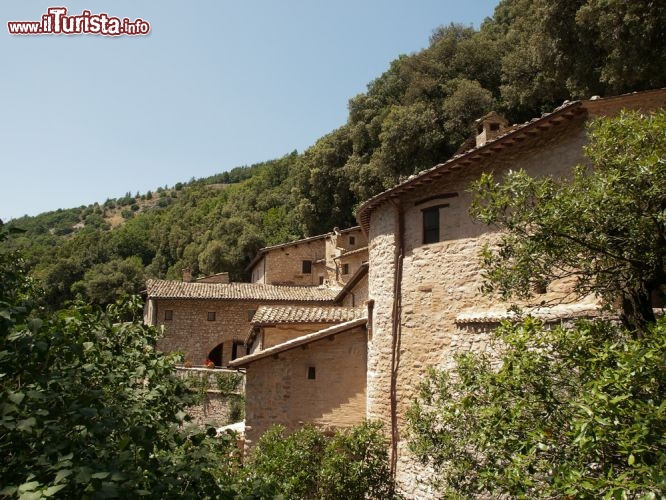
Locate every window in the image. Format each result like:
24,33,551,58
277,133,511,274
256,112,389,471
207,311,216,321
319,276,324,285
302,260,312,274
247,309,256,321
232,341,245,360
349,236,356,245
422,206,440,244
164,309,173,321
342,263,350,275
490,122,500,131
307,366,316,380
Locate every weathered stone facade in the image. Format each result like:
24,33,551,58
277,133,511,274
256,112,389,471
248,227,367,287
144,280,338,367
231,320,368,447
358,89,666,497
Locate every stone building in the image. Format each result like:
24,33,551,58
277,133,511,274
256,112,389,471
231,311,369,446
247,226,367,287
145,88,666,497
143,279,339,367
355,88,666,497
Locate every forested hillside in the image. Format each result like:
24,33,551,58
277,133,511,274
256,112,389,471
6,0,665,311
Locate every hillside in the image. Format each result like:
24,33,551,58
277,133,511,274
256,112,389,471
6,0,666,311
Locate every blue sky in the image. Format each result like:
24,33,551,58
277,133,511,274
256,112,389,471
0,1,498,220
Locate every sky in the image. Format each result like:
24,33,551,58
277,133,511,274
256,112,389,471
0,1,499,220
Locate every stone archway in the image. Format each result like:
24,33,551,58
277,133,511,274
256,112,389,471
207,343,223,367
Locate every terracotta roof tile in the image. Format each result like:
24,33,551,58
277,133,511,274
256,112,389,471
251,305,366,325
146,279,337,302
455,303,604,324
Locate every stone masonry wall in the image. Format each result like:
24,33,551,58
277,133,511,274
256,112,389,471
155,299,272,366
244,326,367,447
367,115,592,498
262,323,334,349
263,239,327,286
340,274,368,307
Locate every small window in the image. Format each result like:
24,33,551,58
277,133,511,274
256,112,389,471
302,260,312,274
207,312,216,321
319,276,324,285
349,236,355,245
342,263,350,275
164,310,173,321
490,122,500,131
232,341,245,360
307,366,316,380
247,309,256,322
422,206,440,244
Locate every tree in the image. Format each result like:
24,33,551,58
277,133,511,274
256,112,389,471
470,109,666,335
0,224,240,498
408,318,666,498
407,110,666,497
238,422,396,499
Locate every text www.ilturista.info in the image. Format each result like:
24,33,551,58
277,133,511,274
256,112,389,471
8,7,150,36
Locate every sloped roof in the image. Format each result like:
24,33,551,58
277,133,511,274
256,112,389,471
455,303,604,324
356,100,586,233
334,262,369,303
146,279,338,302
333,246,368,260
229,317,368,368
251,305,365,325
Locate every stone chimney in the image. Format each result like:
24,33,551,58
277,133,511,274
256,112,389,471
475,111,509,148
182,267,193,282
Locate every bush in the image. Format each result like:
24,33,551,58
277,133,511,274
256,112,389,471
407,317,666,498
239,422,396,499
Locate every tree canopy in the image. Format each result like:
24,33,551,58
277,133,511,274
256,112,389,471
470,109,666,335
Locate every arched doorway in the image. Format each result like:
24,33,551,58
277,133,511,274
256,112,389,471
207,343,223,367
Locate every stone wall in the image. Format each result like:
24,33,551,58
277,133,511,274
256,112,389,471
367,115,592,497
340,273,368,307
175,367,245,428
155,299,268,366
263,239,327,286
262,323,334,349
244,325,367,447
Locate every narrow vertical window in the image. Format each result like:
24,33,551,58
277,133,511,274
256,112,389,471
342,263,350,275
349,236,356,245
422,206,440,244
307,366,316,380
302,260,312,274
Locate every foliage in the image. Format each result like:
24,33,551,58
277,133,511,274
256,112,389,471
0,225,241,498
216,372,243,397
238,422,396,499
470,109,666,335
408,317,666,498
5,1,666,312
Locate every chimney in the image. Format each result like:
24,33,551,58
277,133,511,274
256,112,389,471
474,111,509,148
182,267,193,282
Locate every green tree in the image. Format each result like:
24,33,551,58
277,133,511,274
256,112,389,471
0,225,240,498
408,318,666,498
239,422,396,499
71,256,146,307
470,109,666,335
